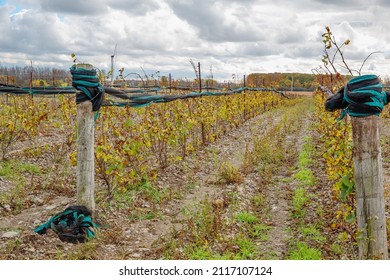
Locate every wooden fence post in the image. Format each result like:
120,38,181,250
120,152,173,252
75,64,95,212
198,62,202,93
169,73,172,93
351,115,388,259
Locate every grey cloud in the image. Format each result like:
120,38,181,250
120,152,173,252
40,0,108,15
0,9,68,55
284,44,322,59
238,42,281,57
349,21,373,28
312,0,371,6
107,0,160,15
344,50,382,61
167,0,263,42
275,28,303,45
0,6,13,23
376,0,390,6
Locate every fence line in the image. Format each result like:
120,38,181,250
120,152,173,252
0,83,289,108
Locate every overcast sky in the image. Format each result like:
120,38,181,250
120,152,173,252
0,0,389,81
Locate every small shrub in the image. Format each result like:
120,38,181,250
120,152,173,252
217,162,243,184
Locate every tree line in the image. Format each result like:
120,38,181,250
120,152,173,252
247,73,317,91
0,65,71,87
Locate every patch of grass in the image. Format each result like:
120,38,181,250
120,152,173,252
298,136,314,168
330,243,344,255
111,180,170,210
128,210,162,221
293,136,316,187
249,223,272,240
235,211,258,224
233,235,258,260
112,189,134,210
292,187,308,219
135,180,167,203
187,246,213,260
250,194,268,211
0,238,21,259
280,177,294,183
299,225,326,243
67,241,97,260
0,161,13,177
186,181,199,193
288,242,322,260
0,181,27,214
0,160,41,179
19,162,41,174
294,168,316,187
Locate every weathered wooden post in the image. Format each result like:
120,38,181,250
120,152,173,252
76,98,95,212
198,62,202,93
325,74,388,259
169,73,172,94
243,75,246,120
351,115,387,259
74,63,95,212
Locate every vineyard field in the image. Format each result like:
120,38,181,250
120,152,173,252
0,90,389,260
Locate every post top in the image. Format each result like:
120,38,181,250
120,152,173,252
74,63,94,70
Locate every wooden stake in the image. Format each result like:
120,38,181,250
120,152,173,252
198,62,202,93
75,64,95,212
169,73,172,93
351,115,388,259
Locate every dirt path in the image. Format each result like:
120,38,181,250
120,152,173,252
120,101,312,260
111,108,289,259
260,116,311,259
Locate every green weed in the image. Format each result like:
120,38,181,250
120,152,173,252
330,243,344,255
0,160,41,179
128,210,162,221
250,194,268,210
0,180,27,214
292,187,308,219
300,225,326,243
235,211,258,224
288,242,322,260
67,241,97,260
298,136,314,168
249,223,272,240
233,235,258,259
294,169,316,187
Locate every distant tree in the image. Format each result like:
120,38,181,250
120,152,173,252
160,75,169,86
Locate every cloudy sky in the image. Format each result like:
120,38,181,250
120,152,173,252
0,0,389,81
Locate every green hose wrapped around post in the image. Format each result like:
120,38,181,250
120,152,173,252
325,74,390,119
70,65,105,111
